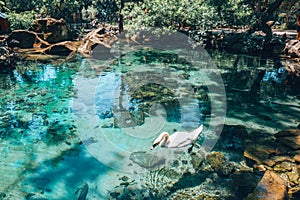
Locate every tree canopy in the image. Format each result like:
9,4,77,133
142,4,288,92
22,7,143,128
2,0,299,43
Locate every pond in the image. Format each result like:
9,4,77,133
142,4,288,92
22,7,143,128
0,45,299,199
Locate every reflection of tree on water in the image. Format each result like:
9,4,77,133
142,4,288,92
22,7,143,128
130,83,181,124
112,74,182,128
96,48,213,129
115,66,211,129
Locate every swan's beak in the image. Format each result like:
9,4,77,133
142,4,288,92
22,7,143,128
151,142,159,150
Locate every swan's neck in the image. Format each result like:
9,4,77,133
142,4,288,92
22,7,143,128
159,132,170,147
151,132,170,149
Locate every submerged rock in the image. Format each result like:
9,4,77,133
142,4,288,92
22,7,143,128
129,151,166,169
245,170,288,200
190,150,205,171
206,151,234,175
275,129,300,150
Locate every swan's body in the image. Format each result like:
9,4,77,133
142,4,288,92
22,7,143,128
151,125,203,150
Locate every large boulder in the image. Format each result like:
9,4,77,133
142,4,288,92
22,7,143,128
283,40,300,58
245,170,288,200
6,30,49,48
30,18,73,44
206,151,234,175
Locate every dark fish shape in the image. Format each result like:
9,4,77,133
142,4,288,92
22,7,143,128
129,151,166,169
75,183,89,200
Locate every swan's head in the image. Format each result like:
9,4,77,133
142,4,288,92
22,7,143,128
150,132,170,150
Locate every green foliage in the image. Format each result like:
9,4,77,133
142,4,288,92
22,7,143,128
0,0,9,12
208,0,253,27
5,0,41,13
92,0,118,22
82,5,98,21
122,0,217,33
40,0,82,22
8,11,36,30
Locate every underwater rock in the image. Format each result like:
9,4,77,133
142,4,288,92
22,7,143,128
272,156,295,164
245,170,288,200
109,192,120,198
294,154,300,163
168,187,223,200
275,129,300,150
286,167,299,186
129,151,166,170
243,139,290,165
0,192,6,199
113,111,145,128
273,161,293,172
25,193,49,200
190,150,205,171
214,124,247,153
231,171,260,198
119,176,129,182
206,151,234,175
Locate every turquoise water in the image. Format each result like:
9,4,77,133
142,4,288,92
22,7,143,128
0,49,299,199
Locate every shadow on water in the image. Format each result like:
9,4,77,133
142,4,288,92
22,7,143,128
214,51,300,131
23,144,110,200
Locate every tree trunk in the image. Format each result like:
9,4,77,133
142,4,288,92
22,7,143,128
119,0,124,32
247,0,284,44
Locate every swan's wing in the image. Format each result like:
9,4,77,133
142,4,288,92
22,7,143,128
168,131,193,148
189,125,203,141
168,125,204,148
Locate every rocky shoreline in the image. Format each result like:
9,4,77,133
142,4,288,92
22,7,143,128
0,18,119,66
1,19,300,67
1,19,300,78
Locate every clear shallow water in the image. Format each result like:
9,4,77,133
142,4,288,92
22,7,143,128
0,49,299,199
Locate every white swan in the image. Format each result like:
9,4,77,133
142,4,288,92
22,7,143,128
151,125,203,150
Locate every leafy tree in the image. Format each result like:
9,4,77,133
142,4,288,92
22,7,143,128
82,5,98,22
122,0,217,34
277,0,300,28
5,0,41,12
0,0,9,12
208,0,253,27
242,0,285,43
93,0,119,22
8,11,35,30
39,0,82,22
